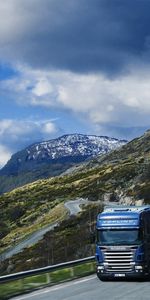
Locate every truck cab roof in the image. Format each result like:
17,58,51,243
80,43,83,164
96,205,150,229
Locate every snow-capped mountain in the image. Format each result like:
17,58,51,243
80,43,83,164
0,134,127,193
26,134,126,161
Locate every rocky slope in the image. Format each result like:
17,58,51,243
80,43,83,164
0,134,126,194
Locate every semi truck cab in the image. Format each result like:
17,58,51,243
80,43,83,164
96,206,150,280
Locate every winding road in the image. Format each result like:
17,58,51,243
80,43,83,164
0,198,87,261
64,198,87,215
11,274,150,300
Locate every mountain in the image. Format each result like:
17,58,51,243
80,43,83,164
0,134,126,194
0,130,149,274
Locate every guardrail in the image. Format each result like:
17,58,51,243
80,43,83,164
0,256,95,299
0,255,95,283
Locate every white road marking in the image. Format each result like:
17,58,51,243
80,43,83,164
12,275,96,300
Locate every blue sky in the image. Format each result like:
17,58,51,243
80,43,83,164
0,0,150,168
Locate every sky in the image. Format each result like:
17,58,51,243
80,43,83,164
0,0,150,168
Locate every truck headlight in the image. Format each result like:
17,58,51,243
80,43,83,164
135,266,143,270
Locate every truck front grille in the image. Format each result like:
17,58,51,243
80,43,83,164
101,247,136,273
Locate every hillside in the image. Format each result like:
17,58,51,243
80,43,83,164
0,134,126,194
0,130,149,274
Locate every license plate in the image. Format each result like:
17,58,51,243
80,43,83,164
114,274,125,277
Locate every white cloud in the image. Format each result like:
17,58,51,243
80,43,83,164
0,118,58,162
0,144,12,168
0,119,13,135
42,122,57,135
32,79,53,97
0,118,57,139
1,65,150,130
0,119,35,140
27,67,150,125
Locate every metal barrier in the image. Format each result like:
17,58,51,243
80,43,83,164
0,256,95,284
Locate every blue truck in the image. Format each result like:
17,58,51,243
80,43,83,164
96,205,150,280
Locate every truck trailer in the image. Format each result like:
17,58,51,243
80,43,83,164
96,205,150,280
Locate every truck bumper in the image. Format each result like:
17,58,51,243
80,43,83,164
96,265,148,280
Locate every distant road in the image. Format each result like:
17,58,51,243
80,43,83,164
0,223,57,262
0,198,87,261
11,275,150,300
64,198,88,215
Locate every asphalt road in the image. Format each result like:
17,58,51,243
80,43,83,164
0,222,57,261
12,275,150,300
0,198,87,261
64,198,87,215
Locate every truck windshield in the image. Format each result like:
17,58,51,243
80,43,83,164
97,229,142,245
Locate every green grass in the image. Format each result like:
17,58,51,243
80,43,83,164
0,262,96,299
50,269,72,282
0,280,24,300
74,262,95,276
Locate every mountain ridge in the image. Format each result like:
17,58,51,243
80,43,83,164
0,133,126,194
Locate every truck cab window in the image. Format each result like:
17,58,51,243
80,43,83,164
97,229,142,246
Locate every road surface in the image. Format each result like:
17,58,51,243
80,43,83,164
64,198,87,215
0,198,87,261
11,274,150,300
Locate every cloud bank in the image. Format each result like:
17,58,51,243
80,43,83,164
0,0,150,75
0,0,150,167
1,66,150,127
